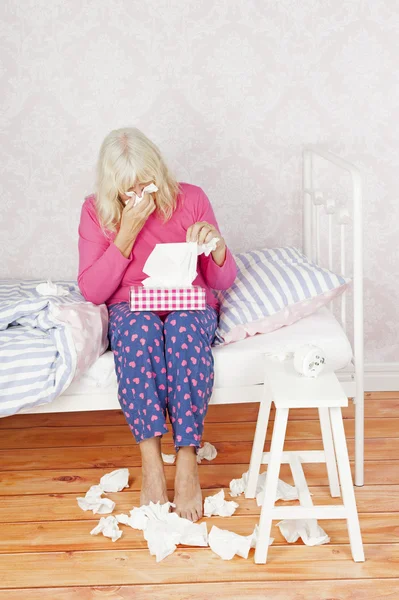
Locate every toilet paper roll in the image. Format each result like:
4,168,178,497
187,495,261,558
293,345,326,378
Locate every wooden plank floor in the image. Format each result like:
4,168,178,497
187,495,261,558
0,391,398,599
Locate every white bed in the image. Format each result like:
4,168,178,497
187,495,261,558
60,306,352,401
20,146,364,486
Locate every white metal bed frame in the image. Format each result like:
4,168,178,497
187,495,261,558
303,145,364,487
19,146,364,488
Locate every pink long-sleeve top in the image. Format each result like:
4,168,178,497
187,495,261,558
77,182,237,313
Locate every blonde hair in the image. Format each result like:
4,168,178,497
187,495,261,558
93,127,181,236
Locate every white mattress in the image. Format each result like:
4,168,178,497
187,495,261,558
65,307,352,395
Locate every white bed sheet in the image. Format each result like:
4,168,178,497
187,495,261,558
65,307,352,396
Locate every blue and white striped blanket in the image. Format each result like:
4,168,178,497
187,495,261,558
0,280,86,418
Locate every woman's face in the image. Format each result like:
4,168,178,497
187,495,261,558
118,180,153,204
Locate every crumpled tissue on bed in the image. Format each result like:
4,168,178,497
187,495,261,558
162,442,217,465
76,468,129,514
204,489,239,517
36,279,70,296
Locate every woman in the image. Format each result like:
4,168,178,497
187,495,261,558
77,127,237,522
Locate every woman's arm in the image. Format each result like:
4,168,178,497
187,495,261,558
196,189,237,290
77,199,136,304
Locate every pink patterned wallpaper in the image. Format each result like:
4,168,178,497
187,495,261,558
0,1,398,363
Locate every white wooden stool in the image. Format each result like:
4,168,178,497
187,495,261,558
246,357,365,564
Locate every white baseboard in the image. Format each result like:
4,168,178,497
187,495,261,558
363,363,399,392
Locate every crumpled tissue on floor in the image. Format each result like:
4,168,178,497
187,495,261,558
208,524,274,560
78,457,330,560
90,515,123,542
116,500,208,562
277,518,330,546
229,470,299,505
76,468,129,514
162,441,217,465
203,489,239,517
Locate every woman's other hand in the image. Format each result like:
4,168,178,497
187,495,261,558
186,221,227,266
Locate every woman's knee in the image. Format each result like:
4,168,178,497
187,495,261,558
109,308,163,348
163,310,215,352
164,311,202,338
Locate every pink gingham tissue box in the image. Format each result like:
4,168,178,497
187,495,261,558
130,286,206,311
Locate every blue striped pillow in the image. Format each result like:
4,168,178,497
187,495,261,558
213,247,350,346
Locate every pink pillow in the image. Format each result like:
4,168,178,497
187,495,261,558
220,285,349,345
51,302,109,381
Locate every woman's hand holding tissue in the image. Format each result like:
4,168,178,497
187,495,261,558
186,221,227,267
114,194,156,258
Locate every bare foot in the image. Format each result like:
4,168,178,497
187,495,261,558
173,447,203,522
140,467,169,506
139,436,169,506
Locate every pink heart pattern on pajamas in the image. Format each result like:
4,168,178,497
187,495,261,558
108,303,218,450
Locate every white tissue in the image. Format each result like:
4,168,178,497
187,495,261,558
76,484,116,514
162,442,217,465
257,476,299,507
116,506,149,531
76,468,130,514
142,500,176,521
99,468,130,492
196,237,220,257
36,279,70,297
162,452,176,464
293,345,326,378
168,514,208,547
142,242,198,287
208,525,273,560
204,489,239,517
142,240,220,287
116,501,207,562
115,500,175,529
90,515,123,542
197,442,218,463
144,513,208,562
144,520,181,562
229,471,299,506
229,472,249,497
125,183,158,205
277,519,330,546
274,479,300,503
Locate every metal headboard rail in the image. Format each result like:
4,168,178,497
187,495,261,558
303,145,364,486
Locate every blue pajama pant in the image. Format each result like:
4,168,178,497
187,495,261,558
107,302,218,450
